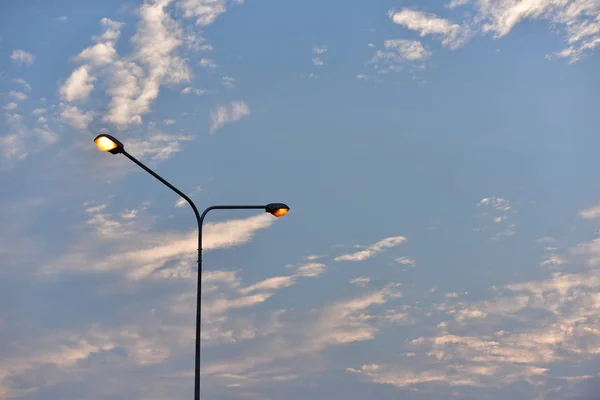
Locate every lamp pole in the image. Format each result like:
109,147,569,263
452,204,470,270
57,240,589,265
93,134,290,400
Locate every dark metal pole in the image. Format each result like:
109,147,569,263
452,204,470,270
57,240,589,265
195,205,268,400
120,151,267,400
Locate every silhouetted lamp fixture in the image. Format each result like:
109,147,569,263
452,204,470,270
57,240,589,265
93,133,289,400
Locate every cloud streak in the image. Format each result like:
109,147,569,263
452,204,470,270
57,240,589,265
335,236,407,262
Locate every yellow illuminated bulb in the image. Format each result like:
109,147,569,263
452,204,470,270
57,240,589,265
271,208,289,218
95,136,118,152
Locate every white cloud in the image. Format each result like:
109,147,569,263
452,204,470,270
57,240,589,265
181,87,206,95
294,263,327,277
9,91,28,101
351,277,372,287
540,254,567,267
199,57,217,69
222,76,235,89
178,0,228,26
335,236,407,262
44,213,278,280
10,49,35,65
126,132,193,162
60,65,96,102
13,78,31,91
477,197,515,240
57,15,68,22
311,45,328,66
0,133,27,162
580,202,600,219
473,0,600,62
388,9,470,49
368,39,431,73
395,256,415,265
34,127,58,144
3,102,17,111
163,119,175,125
447,0,470,8
209,101,251,133
60,105,94,130
102,3,192,127
32,108,47,116
384,39,431,61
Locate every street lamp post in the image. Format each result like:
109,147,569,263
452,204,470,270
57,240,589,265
93,134,290,400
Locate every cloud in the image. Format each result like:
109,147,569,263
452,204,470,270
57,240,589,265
43,211,279,280
181,87,206,95
126,131,193,162
580,202,600,219
60,65,96,102
295,263,327,277
334,236,407,262
540,254,567,267
103,3,192,127
10,49,35,65
222,76,235,89
368,39,431,73
57,15,68,22
395,256,415,265
479,197,511,211
32,108,47,116
13,78,31,91
3,102,17,111
163,119,175,125
60,105,95,130
9,91,28,101
347,238,600,394
388,9,470,49
477,197,515,240
203,283,403,380
34,127,58,144
199,57,217,69
0,133,27,163
311,45,328,66
351,277,371,287
474,0,600,62
178,0,228,26
209,101,251,133
75,18,122,67
447,0,470,8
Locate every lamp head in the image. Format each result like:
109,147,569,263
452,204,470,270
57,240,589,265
94,134,124,155
265,203,290,218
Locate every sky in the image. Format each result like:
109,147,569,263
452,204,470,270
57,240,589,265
1,0,600,399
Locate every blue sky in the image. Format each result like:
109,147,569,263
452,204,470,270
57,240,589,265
1,0,600,398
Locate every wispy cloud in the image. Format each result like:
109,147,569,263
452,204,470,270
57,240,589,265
10,49,35,65
368,39,431,73
388,9,470,49
13,78,31,91
60,105,94,130
579,202,600,219
335,236,407,262
311,45,328,66
209,101,251,133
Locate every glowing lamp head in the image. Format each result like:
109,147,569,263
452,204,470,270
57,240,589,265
265,203,290,218
94,134,124,155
